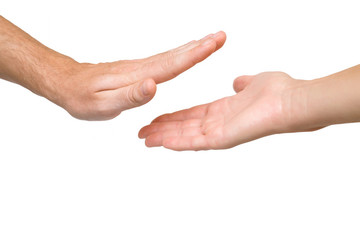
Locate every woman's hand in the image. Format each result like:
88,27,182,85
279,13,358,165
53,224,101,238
139,72,315,150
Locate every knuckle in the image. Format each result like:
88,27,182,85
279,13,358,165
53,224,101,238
126,86,137,104
126,85,143,105
185,49,198,66
161,52,177,78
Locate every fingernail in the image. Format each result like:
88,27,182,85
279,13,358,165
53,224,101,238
201,39,214,46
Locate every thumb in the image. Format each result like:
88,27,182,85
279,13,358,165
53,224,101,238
233,75,254,93
118,79,157,111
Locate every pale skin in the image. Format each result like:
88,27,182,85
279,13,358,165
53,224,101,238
139,66,360,151
0,16,226,120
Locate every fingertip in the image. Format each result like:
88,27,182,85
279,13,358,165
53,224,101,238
145,134,162,147
196,31,226,57
214,30,227,41
233,75,253,93
138,126,147,139
144,138,152,147
233,78,241,93
141,78,157,99
213,31,227,51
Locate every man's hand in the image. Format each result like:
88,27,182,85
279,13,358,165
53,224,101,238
0,16,226,120
139,72,315,150
54,32,226,120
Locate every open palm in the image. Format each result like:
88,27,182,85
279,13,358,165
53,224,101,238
139,72,303,150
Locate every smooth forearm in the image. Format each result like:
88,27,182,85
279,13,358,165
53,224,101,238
293,65,360,130
0,16,78,101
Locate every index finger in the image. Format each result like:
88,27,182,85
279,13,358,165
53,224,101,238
143,31,227,84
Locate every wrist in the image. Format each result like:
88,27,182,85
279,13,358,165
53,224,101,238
38,54,82,106
282,78,328,133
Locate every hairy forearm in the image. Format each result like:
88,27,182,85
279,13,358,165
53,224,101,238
0,16,226,120
294,65,360,130
0,16,78,101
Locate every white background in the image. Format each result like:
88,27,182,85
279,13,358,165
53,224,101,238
1,0,360,239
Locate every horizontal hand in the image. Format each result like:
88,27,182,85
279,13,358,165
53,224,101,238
0,16,226,121
54,32,226,120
